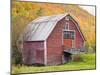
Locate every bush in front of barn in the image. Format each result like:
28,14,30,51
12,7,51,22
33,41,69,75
12,45,22,65
72,54,84,62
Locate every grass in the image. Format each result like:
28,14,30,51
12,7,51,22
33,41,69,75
12,53,96,74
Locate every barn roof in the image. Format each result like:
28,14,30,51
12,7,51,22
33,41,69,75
21,13,85,41
22,13,68,41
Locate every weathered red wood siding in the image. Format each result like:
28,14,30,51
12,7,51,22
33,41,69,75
46,16,84,65
22,41,44,65
46,18,66,65
69,18,84,48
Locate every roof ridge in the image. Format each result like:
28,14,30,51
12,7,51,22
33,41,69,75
32,13,68,23
38,13,67,18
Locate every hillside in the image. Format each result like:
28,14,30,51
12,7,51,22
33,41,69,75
12,1,95,50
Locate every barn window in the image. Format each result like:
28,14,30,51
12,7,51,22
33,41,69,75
64,31,70,39
65,16,69,21
71,31,75,39
64,31,75,39
64,22,69,29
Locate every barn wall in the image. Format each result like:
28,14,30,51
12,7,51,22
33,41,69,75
46,16,84,65
46,18,66,65
22,41,44,65
69,18,84,48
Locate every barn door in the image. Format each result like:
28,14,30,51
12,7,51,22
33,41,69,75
63,30,75,49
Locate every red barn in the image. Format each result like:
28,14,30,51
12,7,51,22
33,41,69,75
19,13,86,65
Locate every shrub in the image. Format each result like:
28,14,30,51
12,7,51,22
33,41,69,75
12,45,22,65
72,54,84,62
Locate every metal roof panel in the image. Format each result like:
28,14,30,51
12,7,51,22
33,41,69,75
22,13,68,41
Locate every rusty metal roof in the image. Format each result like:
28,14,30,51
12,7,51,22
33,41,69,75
22,13,68,41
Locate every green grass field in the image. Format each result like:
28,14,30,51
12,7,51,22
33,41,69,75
12,53,96,74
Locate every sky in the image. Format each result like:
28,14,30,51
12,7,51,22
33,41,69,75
79,6,95,16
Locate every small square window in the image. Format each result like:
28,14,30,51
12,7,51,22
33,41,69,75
65,17,69,21
64,22,69,29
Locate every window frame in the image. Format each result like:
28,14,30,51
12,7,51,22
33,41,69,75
63,30,75,39
64,22,69,30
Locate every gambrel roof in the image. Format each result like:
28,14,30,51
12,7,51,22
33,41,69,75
21,13,85,41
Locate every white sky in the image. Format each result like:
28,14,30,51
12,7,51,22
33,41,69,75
79,6,95,16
